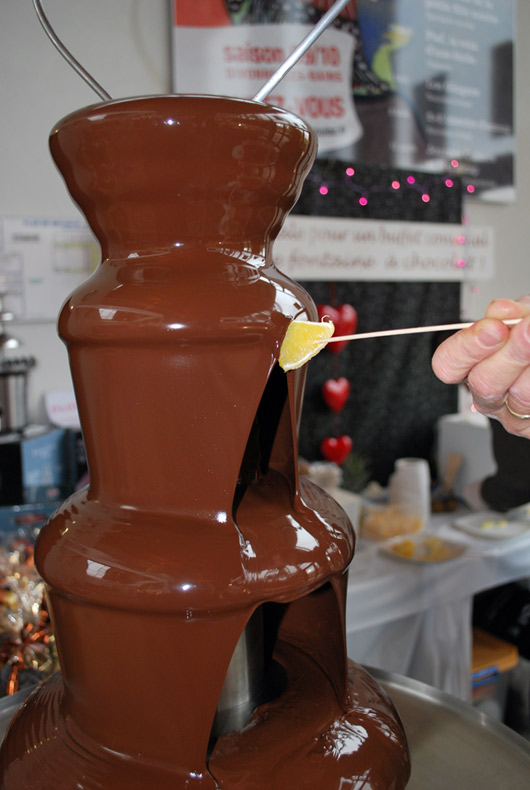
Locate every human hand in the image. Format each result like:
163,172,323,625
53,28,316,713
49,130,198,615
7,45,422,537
432,297,530,438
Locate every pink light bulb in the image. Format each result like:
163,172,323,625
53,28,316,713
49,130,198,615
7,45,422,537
359,196,368,206
391,180,400,190
407,176,415,184
319,185,329,195
445,179,454,187
345,167,355,176
421,193,430,203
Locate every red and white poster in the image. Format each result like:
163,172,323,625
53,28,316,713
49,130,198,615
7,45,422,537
172,0,515,201
172,0,363,155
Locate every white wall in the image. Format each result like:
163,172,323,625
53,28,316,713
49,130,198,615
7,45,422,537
0,0,172,422
0,0,528,422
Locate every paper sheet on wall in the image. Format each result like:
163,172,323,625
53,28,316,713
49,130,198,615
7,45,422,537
0,217,98,322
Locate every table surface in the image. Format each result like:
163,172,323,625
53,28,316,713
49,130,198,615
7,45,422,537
346,511,530,633
341,503,530,698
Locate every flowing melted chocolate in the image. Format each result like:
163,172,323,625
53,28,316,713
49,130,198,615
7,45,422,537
0,96,409,788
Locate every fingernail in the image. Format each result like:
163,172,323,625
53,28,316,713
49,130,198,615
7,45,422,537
479,327,505,347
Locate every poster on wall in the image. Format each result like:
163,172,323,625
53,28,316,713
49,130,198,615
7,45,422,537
172,0,515,202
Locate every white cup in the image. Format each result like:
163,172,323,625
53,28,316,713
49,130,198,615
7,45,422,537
389,457,430,528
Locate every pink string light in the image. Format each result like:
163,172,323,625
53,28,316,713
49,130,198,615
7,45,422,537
310,168,471,205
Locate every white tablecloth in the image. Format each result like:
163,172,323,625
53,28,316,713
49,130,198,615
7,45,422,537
345,514,530,701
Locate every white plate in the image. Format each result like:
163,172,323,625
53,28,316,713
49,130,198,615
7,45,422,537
507,502,530,521
452,511,530,540
380,533,467,564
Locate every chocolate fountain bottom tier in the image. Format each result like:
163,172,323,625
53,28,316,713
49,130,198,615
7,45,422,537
0,650,409,789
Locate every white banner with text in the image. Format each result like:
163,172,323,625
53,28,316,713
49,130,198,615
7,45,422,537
275,216,494,281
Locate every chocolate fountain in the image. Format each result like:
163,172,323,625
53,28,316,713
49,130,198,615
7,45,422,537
0,4,409,788
0,92,409,790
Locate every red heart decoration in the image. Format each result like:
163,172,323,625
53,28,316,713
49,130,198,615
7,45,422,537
320,435,353,466
316,304,358,354
322,378,350,413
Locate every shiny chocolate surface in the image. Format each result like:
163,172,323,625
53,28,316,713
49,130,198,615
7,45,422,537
0,96,409,788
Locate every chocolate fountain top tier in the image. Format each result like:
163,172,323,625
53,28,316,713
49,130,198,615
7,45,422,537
49,95,317,257
49,95,319,516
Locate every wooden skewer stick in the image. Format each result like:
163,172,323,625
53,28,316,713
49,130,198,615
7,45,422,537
318,318,522,345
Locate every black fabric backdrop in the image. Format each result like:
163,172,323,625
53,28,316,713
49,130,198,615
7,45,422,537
289,160,462,485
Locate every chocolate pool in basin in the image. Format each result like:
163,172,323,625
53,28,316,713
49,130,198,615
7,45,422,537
0,95,410,789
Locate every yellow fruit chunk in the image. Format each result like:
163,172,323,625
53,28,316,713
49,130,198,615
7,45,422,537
279,319,334,371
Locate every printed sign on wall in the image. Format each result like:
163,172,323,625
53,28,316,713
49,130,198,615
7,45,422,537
276,216,494,281
172,0,363,155
172,0,515,201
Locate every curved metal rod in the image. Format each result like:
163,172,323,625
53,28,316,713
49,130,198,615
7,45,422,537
32,0,112,101
253,0,352,102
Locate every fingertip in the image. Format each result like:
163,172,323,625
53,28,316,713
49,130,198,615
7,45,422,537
431,349,453,383
431,339,467,384
516,295,530,312
473,317,510,348
508,312,530,345
485,298,527,319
